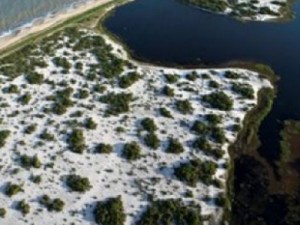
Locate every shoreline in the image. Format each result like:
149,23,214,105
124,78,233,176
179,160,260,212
0,0,114,53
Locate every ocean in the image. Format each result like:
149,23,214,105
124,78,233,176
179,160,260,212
0,0,87,37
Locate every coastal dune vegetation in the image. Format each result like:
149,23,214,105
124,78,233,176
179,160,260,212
180,0,292,21
0,1,274,225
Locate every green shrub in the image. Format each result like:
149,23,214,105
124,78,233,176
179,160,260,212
211,126,226,144
0,208,6,218
67,129,86,154
52,57,71,71
144,133,160,150
95,143,113,154
186,71,198,81
25,72,44,84
24,124,37,134
174,159,217,186
16,200,30,216
3,84,19,93
176,99,193,114
51,87,74,115
231,83,255,99
162,85,175,97
0,130,10,147
94,84,107,93
119,72,140,88
136,199,203,225
93,196,125,225
122,142,141,160
31,175,42,184
166,138,184,154
76,89,89,99
183,0,228,12
141,118,157,132
191,121,208,134
66,174,91,193
52,103,67,115
5,183,23,196
224,71,240,79
193,137,211,152
18,93,31,105
84,117,97,130
164,74,179,84
20,154,41,169
205,114,222,125
209,80,220,88
159,107,173,118
39,195,64,212
99,92,133,116
202,92,233,111
39,130,55,141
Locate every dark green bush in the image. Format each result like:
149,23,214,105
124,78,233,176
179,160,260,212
232,83,255,99
164,74,179,84
20,154,41,169
159,107,173,118
3,84,19,93
0,130,10,147
0,208,6,218
136,199,203,225
76,89,89,99
193,137,211,152
144,133,160,150
186,71,198,81
25,72,44,84
176,99,193,114
24,124,37,134
99,92,133,116
205,114,222,125
191,121,208,134
202,92,233,111
66,174,91,193
122,142,141,160
18,93,31,105
67,129,86,154
141,118,157,132
174,159,217,186
119,72,141,88
39,195,65,212
166,138,184,154
84,117,97,130
208,80,220,88
95,143,113,154
93,196,125,225
162,85,175,97
211,126,226,144
5,183,23,196
224,71,240,79
16,200,30,216
39,130,55,141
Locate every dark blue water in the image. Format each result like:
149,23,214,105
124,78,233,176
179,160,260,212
104,0,300,163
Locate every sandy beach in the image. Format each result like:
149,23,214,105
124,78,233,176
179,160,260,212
0,0,114,52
